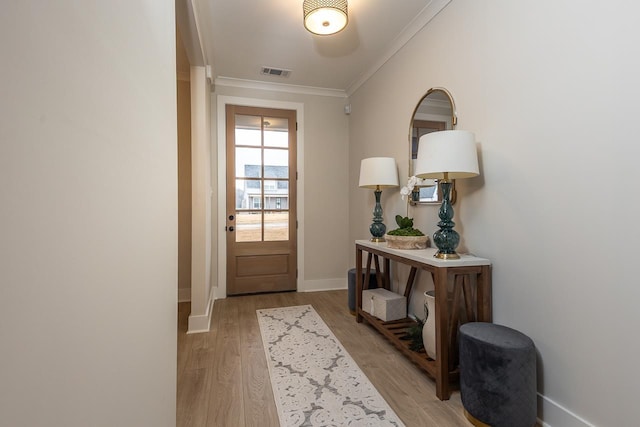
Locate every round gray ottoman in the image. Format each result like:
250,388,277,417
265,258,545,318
459,322,537,427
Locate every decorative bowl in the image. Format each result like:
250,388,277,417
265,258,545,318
384,234,429,250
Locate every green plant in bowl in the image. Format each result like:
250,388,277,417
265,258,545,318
385,216,429,249
387,215,425,236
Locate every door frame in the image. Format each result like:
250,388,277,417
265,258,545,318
215,95,305,299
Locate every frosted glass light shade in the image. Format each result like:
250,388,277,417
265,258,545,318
303,0,348,35
359,157,399,189
415,130,479,180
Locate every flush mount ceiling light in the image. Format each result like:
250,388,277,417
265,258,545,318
303,0,348,36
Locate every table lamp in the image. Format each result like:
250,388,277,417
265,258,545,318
359,157,399,242
414,130,479,259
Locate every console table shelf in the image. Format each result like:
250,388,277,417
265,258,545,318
355,240,492,400
358,311,459,384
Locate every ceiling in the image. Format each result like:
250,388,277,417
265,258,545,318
181,0,451,95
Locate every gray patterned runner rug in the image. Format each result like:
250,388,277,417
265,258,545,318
256,305,405,427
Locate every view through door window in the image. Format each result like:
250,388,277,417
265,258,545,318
234,114,290,242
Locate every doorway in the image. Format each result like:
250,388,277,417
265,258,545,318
225,105,297,295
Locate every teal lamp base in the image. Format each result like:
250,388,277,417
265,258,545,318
369,189,386,242
433,181,460,259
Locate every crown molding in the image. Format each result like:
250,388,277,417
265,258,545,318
176,0,209,66
215,77,347,98
346,0,452,97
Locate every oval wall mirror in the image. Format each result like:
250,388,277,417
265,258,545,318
408,87,457,205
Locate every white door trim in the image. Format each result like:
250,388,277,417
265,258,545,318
215,95,304,299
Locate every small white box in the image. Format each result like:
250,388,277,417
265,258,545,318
362,288,407,322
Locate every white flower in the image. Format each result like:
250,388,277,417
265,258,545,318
400,176,419,200
400,186,411,200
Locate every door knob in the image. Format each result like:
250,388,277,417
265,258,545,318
228,226,234,232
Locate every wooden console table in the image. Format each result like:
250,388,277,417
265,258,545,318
355,240,492,400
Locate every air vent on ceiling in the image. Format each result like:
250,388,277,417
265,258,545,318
260,66,292,78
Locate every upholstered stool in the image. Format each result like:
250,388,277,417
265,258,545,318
347,268,378,315
459,322,537,427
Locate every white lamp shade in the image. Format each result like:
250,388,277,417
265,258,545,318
303,0,348,35
359,157,399,189
414,130,479,180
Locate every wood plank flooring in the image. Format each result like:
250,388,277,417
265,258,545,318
177,290,471,426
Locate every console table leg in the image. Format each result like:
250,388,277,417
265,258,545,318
404,267,418,312
462,276,475,322
373,255,383,289
448,276,464,369
356,248,363,323
365,253,373,290
434,267,451,400
477,265,492,322
384,258,391,290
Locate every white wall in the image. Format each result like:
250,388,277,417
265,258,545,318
348,1,640,426
188,66,214,333
0,3,177,426
213,84,351,295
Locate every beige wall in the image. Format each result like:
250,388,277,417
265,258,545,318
213,85,351,294
0,2,177,426
189,66,214,332
348,1,640,426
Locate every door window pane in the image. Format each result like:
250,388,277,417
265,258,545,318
264,181,288,209
236,147,262,178
235,211,262,242
264,149,288,178
235,115,261,146
264,116,289,148
264,211,288,241
235,179,261,210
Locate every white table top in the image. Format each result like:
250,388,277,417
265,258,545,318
356,239,491,267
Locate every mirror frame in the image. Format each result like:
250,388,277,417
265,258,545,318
408,87,458,205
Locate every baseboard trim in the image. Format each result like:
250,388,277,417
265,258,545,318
537,393,595,427
178,287,191,302
300,278,347,292
187,297,213,334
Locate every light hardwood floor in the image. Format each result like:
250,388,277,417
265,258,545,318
177,290,472,426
